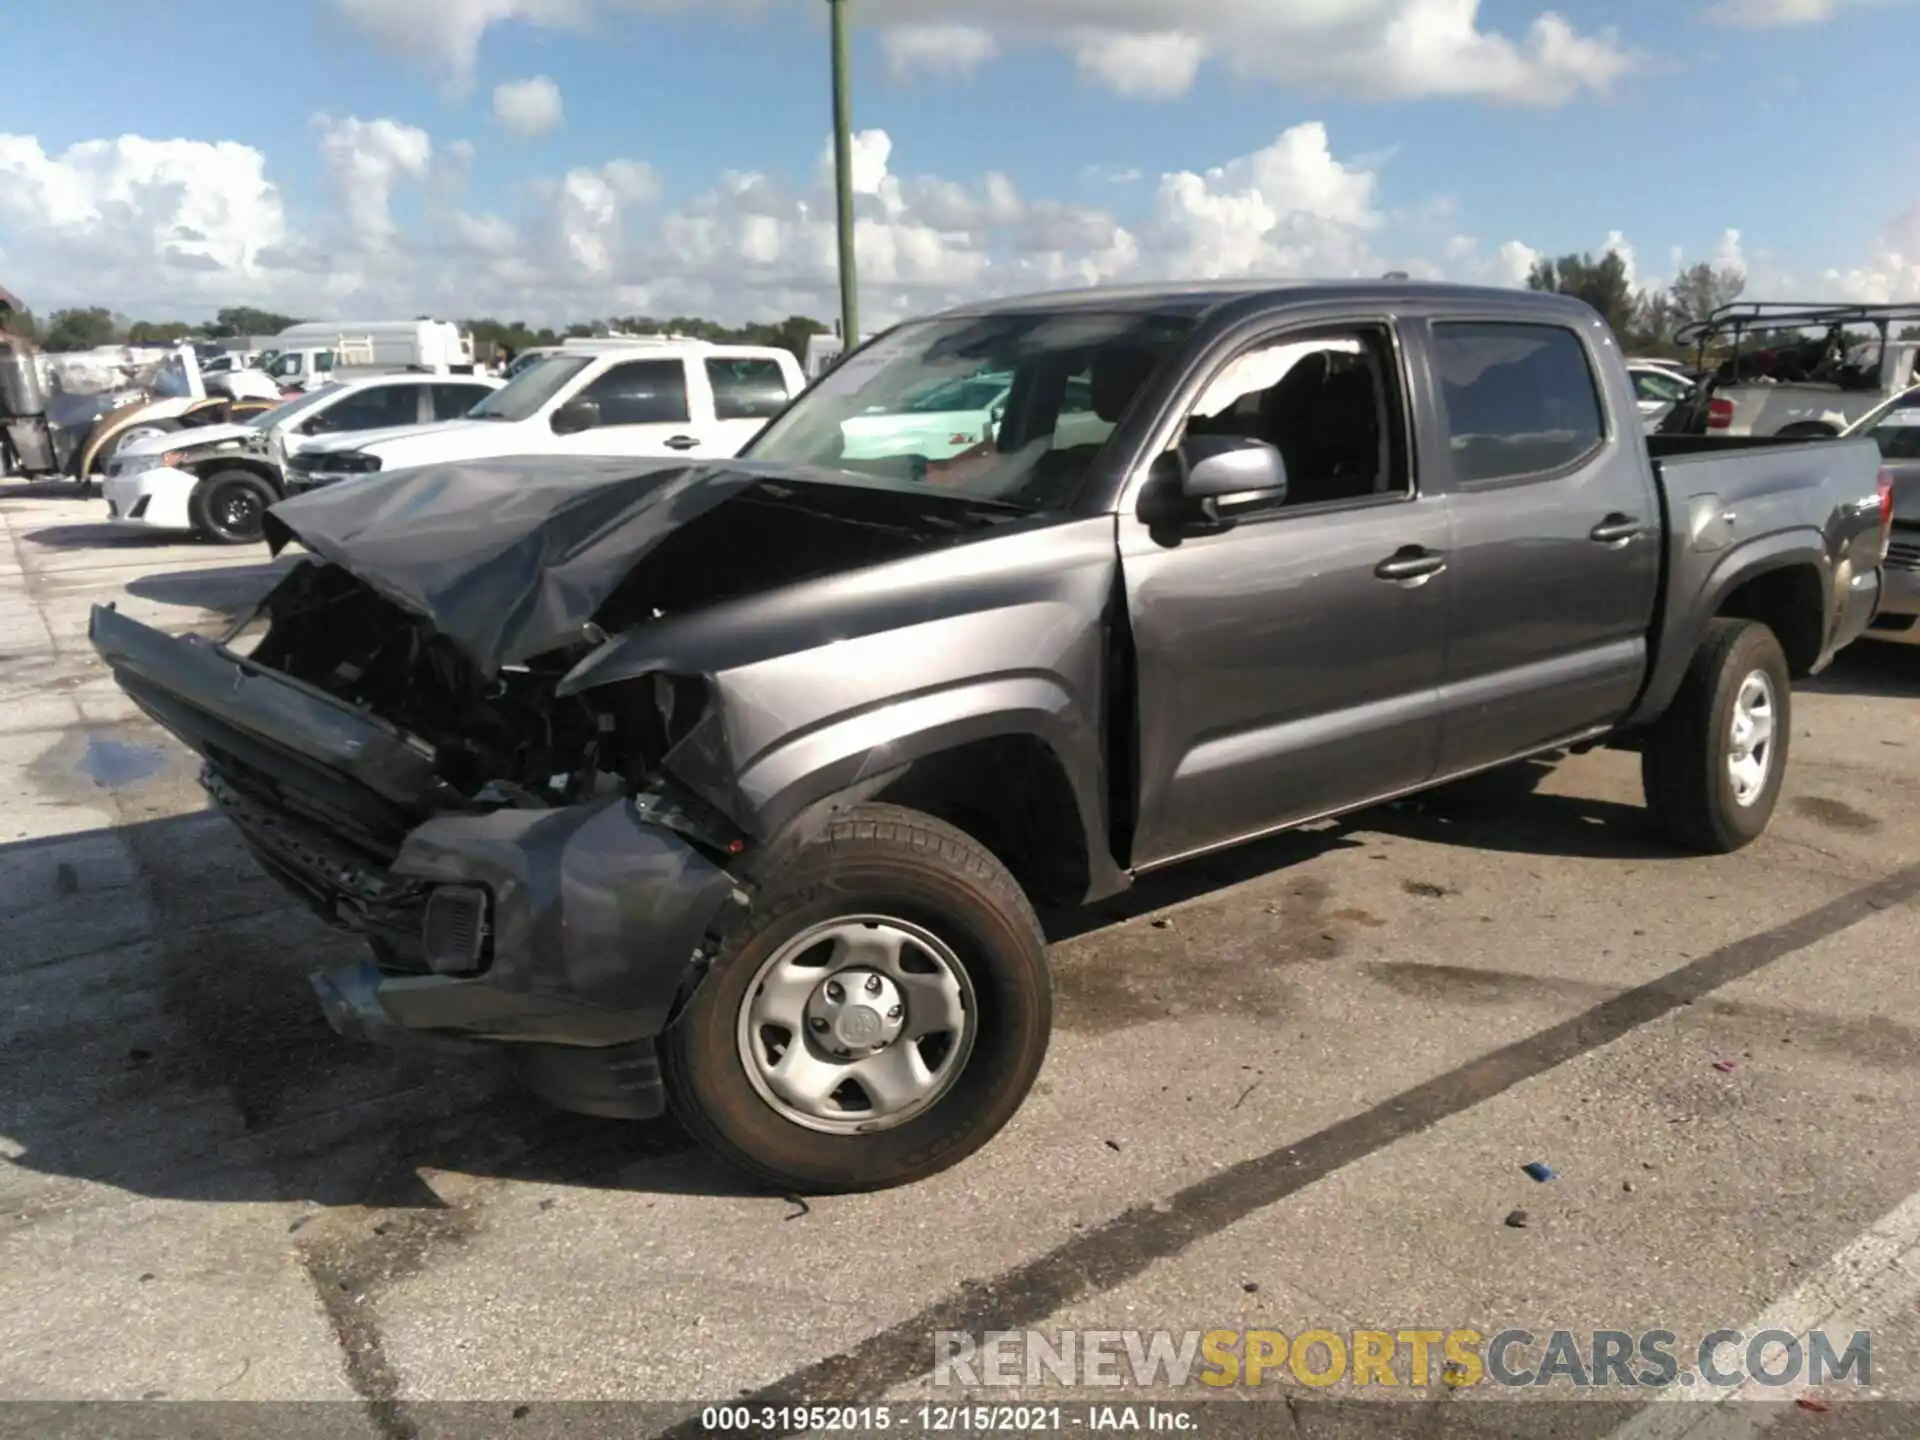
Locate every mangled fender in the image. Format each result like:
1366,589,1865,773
385,798,743,1042
560,515,1127,893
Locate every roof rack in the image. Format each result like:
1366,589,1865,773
1675,300,1920,349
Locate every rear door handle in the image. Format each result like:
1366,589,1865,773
1590,514,1644,545
664,435,701,451
1374,547,1447,584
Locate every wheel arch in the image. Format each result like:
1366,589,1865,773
1629,533,1832,726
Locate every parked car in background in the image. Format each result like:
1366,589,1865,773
260,320,479,391
1846,383,1920,646
91,280,1888,1193
1626,361,1698,431
286,339,804,487
103,371,502,543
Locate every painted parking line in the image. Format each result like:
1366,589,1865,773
1603,1189,1920,1439
654,863,1920,1440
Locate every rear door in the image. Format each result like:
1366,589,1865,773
703,356,798,455
1413,317,1661,776
556,357,706,458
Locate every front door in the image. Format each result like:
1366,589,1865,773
1413,318,1662,776
1122,321,1451,869
556,357,709,458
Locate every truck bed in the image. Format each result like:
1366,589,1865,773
1630,431,1884,724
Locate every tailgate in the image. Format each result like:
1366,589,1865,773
88,602,467,849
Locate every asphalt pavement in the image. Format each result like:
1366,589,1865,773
3,481,1918,1438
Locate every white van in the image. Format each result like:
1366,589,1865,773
260,320,477,390
290,339,805,485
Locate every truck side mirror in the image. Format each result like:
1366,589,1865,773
1180,433,1289,503
1137,434,1289,530
551,398,601,435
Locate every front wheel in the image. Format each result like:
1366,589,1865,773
189,469,275,545
1641,618,1791,853
662,803,1051,1193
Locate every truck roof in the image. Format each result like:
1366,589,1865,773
928,278,1596,323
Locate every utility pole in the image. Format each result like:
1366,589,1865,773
828,0,859,348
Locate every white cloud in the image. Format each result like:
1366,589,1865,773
492,75,565,138
1069,30,1207,99
0,133,287,315
332,0,1631,106
314,114,432,238
881,23,999,81
1705,0,1883,25
330,0,590,91
3,113,1913,340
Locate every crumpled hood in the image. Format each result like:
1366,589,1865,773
261,455,791,676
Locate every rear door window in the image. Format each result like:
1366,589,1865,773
1432,322,1607,484
706,358,792,420
431,383,494,420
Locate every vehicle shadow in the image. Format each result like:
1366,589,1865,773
1800,641,1920,699
125,561,297,619
1333,753,1687,862
21,522,190,550
3,750,1677,1214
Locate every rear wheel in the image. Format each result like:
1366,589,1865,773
1642,618,1791,853
662,803,1051,1193
190,469,275,545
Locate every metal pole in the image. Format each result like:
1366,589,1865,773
829,0,859,347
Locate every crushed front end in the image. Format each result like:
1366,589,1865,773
88,559,749,1120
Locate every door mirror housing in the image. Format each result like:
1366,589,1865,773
1181,434,1288,500
550,398,601,435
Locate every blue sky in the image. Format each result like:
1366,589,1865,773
2,0,1916,323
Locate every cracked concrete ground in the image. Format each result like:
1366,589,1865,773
2,481,1918,1439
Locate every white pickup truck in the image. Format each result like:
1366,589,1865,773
1673,301,1920,438
286,339,805,490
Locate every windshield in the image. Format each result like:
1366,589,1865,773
471,355,592,421
744,310,1195,510
252,384,341,429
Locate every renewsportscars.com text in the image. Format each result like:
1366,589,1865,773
933,1327,1872,1390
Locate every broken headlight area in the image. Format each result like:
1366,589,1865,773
241,559,721,818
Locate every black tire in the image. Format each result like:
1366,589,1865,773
1641,618,1791,853
662,803,1051,1194
190,469,275,545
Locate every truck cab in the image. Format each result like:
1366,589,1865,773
289,339,806,485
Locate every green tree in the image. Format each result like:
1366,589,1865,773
125,320,198,344
1526,252,1635,339
207,305,301,339
0,306,38,342
1669,262,1746,329
41,307,118,351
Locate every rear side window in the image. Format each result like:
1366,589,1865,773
1433,322,1606,484
579,360,690,426
707,358,791,421
431,383,493,420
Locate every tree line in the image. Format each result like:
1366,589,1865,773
1525,255,1750,354
0,304,833,360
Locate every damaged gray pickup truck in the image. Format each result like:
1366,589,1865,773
90,281,1893,1193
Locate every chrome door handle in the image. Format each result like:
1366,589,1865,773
1590,514,1644,545
1374,548,1447,584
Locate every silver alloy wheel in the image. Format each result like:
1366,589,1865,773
736,915,977,1135
1727,669,1777,807
120,426,165,446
